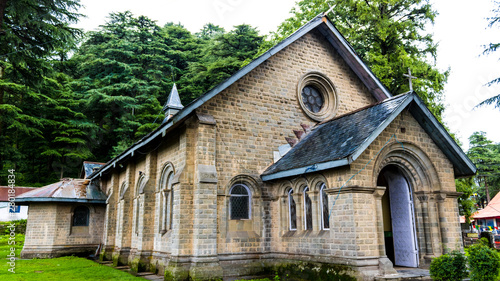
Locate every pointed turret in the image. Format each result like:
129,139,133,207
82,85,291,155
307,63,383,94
163,83,184,123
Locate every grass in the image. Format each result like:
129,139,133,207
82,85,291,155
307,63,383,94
0,233,145,280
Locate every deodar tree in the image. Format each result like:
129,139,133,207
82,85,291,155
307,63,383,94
0,0,87,185
264,0,448,121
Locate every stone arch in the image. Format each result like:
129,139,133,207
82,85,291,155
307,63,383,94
158,162,175,192
137,174,149,195
277,180,294,196
293,177,309,193
308,173,329,192
225,174,262,197
372,141,441,193
373,141,443,267
119,182,129,200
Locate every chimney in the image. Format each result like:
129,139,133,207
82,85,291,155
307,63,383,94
163,83,184,123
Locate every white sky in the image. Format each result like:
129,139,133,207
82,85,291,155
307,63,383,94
74,0,500,150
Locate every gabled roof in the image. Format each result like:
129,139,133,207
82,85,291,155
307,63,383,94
89,14,392,180
15,178,106,204
473,192,500,219
261,92,476,181
80,161,105,179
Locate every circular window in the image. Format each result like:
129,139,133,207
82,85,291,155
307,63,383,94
301,86,324,113
297,72,338,121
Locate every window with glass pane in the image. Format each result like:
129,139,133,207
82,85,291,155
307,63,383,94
288,189,297,230
301,86,324,113
230,184,250,220
73,206,89,226
303,187,312,230
320,184,329,229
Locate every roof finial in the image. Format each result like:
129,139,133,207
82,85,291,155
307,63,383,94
403,68,417,92
324,3,336,16
163,83,184,123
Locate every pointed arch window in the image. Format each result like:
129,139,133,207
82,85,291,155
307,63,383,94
303,186,312,230
135,176,147,235
320,183,330,230
229,184,251,220
159,164,175,234
288,189,297,230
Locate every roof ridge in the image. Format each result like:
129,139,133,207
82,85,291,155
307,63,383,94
317,93,411,126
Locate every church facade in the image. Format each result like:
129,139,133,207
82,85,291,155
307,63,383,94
86,15,475,280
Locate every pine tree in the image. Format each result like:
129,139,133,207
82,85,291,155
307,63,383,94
0,0,83,185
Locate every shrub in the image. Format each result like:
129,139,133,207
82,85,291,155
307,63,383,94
468,243,500,281
430,250,468,281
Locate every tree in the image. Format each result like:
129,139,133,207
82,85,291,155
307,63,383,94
264,0,448,121
70,12,206,159
467,131,500,208
481,0,500,109
182,24,263,102
0,0,83,185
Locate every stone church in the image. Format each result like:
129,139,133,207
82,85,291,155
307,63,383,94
19,14,476,280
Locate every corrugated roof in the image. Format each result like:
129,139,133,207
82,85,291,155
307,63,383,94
0,187,37,201
473,192,500,219
15,178,106,204
262,94,410,178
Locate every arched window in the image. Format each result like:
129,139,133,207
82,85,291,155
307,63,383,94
303,186,312,230
159,164,175,234
229,184,251,220
73,206,89,226
135,176,147,234
320,183,329,230
288,189,297,230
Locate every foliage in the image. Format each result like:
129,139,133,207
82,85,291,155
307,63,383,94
468,242,500,281
467,131,500,207
456,177,476,224
0,0,85,185
181,24,263,103
481,0,500,109
0,219,27,234
264,0,448,121
429,250,468,281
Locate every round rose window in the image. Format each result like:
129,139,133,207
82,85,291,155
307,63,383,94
301,86,324,113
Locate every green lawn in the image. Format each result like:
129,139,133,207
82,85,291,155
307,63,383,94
0,233,145,280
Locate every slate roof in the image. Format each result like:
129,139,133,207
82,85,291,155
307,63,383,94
15,178,106,204
262,94,411,179
80,161,105,179
262,92,477,181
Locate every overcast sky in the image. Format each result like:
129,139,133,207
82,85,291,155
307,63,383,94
74,0,500,150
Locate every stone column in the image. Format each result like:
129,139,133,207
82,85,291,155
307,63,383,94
373,186,396,275
188,113,223,280
416,194,433,258
436,192,449,254
310,190,320,231
293,192,303,231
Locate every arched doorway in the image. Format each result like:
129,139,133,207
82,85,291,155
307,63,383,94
377,165,419,268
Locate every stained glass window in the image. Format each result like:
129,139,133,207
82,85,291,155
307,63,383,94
230,184,250,220
288,189,297,230
303,187,313,230
301,86,324,113
320,184,330,229
73,206,89,226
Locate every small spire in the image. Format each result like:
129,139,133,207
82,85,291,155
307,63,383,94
163,84,184,123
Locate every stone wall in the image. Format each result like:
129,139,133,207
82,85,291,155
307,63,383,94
22,203,105,258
